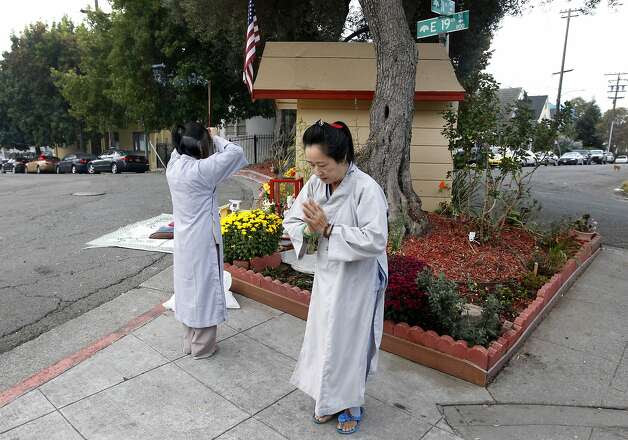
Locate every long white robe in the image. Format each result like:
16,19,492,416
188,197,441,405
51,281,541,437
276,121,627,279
283,164,389,415
166,136,247,328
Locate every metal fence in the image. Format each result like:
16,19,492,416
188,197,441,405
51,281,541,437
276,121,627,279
227,134,275,164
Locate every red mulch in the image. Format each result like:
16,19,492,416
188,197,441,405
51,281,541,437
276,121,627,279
245,161,275,178
399,213,536,285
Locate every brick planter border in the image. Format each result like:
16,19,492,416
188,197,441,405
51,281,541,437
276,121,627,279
225,235,602,386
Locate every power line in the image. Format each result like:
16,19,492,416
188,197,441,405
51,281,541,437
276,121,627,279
604,72,628,153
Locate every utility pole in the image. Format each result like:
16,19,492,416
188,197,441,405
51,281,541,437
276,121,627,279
604,72,628,153
553,7,582,118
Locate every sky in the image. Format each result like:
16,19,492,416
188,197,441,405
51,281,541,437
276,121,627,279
485,0,628,112
0,0,626,112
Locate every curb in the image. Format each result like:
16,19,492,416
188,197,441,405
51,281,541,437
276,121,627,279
0,304,165,408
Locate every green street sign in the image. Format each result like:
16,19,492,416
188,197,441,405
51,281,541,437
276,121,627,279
431,0,455,16
417,10,469,39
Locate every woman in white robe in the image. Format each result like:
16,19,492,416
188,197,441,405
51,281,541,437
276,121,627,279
166,122,247,359
283,120,388,435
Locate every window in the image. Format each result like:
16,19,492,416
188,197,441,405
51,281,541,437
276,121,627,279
132,132,147,153
224,120,247,137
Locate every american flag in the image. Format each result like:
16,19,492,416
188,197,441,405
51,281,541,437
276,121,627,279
243,0,260,96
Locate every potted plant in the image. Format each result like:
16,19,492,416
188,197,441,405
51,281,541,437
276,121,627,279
571,214,597,242
221,209,283,271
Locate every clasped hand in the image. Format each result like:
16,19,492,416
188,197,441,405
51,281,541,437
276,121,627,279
303,199,327,235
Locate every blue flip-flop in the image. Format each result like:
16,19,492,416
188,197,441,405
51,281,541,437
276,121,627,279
336,408,364,435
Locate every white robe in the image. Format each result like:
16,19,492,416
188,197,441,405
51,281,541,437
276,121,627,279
283,164,389,415
166,136,247,328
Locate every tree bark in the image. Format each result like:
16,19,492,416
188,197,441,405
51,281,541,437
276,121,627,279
358,0,428,235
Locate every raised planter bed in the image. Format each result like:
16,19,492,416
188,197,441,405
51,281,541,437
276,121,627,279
225,235,602,386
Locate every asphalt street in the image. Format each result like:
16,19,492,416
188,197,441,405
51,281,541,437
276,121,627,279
527,163,628,248
0,171,257,354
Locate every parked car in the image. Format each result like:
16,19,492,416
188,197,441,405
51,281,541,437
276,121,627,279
558,152,584,165
589,150,605,164
535,151,558,166
616,155,628,164
87,149,149,174
488,147,514,166
573,149,592,165
25,155,60,174
3,157,29,173
56,153,98,174
520,150,537,167
604,151,615,164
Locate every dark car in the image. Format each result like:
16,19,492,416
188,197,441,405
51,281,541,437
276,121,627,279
2,157,29,174
589,150,605,164
56,152,98,174
87,149,149,174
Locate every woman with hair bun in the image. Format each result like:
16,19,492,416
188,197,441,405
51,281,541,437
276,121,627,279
167,122,247,359
283,120,389,435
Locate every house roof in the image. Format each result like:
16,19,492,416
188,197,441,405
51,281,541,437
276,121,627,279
497,88,524,114
527,95,549,121
252,42,465,102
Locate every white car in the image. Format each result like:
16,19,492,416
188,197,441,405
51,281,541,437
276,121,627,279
520,150,537,167
536,151,559,166
558,152,585,165
615,155,628,164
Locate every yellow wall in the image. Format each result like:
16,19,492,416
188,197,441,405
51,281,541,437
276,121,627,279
54,145,80,159
295,99,453,212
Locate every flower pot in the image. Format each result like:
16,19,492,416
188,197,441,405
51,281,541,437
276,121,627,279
570,229,596,242
232,259,250,270
250,252,282,272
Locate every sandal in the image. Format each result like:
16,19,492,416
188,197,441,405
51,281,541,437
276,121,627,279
312,413,335,424
336,408,364,435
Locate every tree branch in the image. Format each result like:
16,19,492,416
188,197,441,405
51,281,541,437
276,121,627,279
342,25,369,42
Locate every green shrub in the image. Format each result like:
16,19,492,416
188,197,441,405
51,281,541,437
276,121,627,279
417,269,504,347
454,294,503,347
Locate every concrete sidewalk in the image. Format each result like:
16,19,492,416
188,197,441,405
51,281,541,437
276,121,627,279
1,247,627,439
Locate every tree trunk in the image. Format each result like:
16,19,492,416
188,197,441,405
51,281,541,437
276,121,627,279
358,0,427,236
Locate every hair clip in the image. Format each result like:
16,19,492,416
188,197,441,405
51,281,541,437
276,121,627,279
330,123,343,129
316,119,325,126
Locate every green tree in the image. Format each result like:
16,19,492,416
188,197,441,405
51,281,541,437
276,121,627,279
52,11,126,148
0,19,81,147
597,107,628,153
574,100,602,148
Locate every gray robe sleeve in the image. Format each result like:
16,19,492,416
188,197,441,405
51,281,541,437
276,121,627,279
327,183,388,262
283,177,314,259
198,135,248,186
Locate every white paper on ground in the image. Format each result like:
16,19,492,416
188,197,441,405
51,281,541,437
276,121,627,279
85,213,174,253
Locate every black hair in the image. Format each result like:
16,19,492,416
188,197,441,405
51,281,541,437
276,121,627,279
302,120,355,164
172,121,212,159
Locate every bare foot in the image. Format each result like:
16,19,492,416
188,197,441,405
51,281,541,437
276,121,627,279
313,414,334,424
